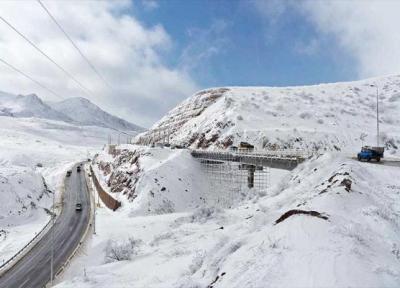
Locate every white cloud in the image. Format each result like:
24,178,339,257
300,0,400,78
255,0,400,79
142,0,159,11
179,20,230,74
0,0,197,127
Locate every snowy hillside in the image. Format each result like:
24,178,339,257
0,91,72,122
0,114,135,266
0,165,52,263
49,97,143,132
0,91,142,132
57,148,400,288
55,75,400,287
135,76,400,155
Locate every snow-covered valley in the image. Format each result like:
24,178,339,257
0,91,142,268
1,74,400,287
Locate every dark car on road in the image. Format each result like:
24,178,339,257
77,166,81,172
66,170,72,177
75,203,82,211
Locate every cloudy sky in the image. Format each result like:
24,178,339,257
0,0,399,127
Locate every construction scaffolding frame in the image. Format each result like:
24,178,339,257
199,151,269,208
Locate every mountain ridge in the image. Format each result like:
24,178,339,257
0,91,143,132
135,75,400,155
49,97,143,132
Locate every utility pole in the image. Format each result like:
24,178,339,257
50,189,55,286
370,84,380,147
88,166,96,235
376,85,379,147
93,187,96,235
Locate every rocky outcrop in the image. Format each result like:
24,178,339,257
98,149,142,201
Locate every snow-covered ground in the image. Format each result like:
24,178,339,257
0,90,143,132
3,74,400,286
136,75,400,155
0,114,132,266
54,75,400,287
56,149,400,287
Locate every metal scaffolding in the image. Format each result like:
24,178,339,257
199,152,269,208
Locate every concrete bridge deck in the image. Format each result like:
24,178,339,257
191,149,306,171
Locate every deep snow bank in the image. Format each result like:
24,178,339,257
0,166,52,264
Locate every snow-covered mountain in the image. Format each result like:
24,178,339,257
55,75,400,287
0,91,143,132
49,97,143,132
0,91,72,122
135,75,400,155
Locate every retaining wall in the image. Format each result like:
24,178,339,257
90,166,121,211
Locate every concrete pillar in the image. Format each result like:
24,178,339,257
247,165,255,188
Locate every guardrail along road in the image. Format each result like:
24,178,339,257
0,163,91,288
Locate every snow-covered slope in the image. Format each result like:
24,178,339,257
0,165,52,263
57,149,400,288
0,114,136,265
135,76,400,155
54,75,400,287
49,97,143,132
0,91,72,122
0,91,143,132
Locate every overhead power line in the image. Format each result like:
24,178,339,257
0,57,64,99
37,0,113,90
0,15,94,98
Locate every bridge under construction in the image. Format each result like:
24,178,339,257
191,149,307,195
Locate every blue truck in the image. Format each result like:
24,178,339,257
357,146,384,162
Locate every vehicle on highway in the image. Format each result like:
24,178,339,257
171,144,185,149
230,146,238,152
77,166,81,172
357,146,384,162
75,203,82,211
239,141,254,152
66,170,72,177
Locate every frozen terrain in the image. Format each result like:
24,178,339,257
0,91,142,132
49,97,143,132
2,74,400,287
57,148,400,288
136,75,400,155
56,75,400,287
0,90,141,266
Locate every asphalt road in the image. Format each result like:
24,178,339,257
0,163,91,288
352,157,400,168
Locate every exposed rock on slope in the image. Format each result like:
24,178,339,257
135,76,400,155
97,148,141,201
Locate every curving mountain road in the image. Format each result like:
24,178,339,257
0,163,91,288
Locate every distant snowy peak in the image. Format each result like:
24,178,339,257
135,75,400,155
49,97,143,132
0,91,72,122
0,91,143,132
